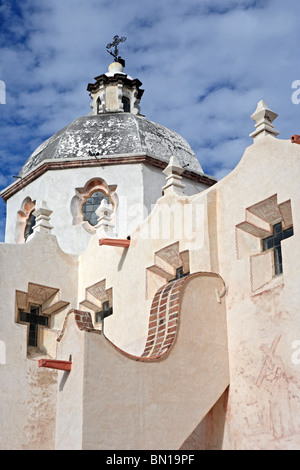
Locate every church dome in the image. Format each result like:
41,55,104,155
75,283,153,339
18,57,206,179
19,112,204,177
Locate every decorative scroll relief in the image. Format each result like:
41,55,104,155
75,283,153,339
142,272,227,360
141,277,184,359
236,194,293,293
69,276,188,361
61,273,227,368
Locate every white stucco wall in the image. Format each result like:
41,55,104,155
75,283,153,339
54,274,229,450
210,136,300,449
142,163,209,216
3,128,300,450
0,233,79,449
4,163,145,255
4,162,211,256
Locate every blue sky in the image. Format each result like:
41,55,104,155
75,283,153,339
0,0,300,241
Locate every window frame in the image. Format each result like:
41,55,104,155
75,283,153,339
80,188,112,227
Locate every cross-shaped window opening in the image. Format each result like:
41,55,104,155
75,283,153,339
170,267,190,282
19,305,49,347
96,301,113,323
262,222,294,275
176,267,184,279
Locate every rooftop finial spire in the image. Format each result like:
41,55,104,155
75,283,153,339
249,100,279,141
106,35,127,67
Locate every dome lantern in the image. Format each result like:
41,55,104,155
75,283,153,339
87,62,144,116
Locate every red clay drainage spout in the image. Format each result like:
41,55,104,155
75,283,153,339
38,359,72,371
291,135,300,144
99,238,130,248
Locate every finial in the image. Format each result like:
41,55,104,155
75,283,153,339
106,35,127,67
95,199,115,237
249,100,279,140
162,156,186,196
32,201,53,236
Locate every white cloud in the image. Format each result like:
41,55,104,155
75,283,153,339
0,0,300,241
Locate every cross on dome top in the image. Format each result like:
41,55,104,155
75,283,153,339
106,35,127,67
87,38,144,116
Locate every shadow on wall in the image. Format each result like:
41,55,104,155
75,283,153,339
180,388,229,450
59,355,72,392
